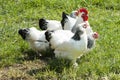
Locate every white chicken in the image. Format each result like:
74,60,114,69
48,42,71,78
18,27,52,56
38,9,78,31
45,23,88,66
39,18,62,30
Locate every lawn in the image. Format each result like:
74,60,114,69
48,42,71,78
0,0,120,80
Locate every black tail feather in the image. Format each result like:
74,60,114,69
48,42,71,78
45,30,54,42
61,12,68,29
39,18,48,30
18,29,29,40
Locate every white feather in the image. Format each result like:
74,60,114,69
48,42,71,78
63,15,76,30
48,23,88,66
49,30,73,49
25,27,49,52
46,20,62,30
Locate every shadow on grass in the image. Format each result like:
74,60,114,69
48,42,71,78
27,58,72,76
21,48,54,61
21,49,72,74
26,67,47,76
47,58,72,73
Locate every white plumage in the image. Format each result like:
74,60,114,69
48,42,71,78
39,18,62,30
45,20,62,30
45,23,88,66
61,12,76,30
47,29,73,49
18,27,49,55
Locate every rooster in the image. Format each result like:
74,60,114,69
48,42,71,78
61,8,88,31
61,8,98,49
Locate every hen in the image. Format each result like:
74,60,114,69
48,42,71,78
45,23,88,66
18,27,53,56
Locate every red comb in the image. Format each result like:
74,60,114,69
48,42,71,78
78,8,88,15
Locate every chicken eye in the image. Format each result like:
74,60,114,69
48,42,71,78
83,24,87,28
75,12,79,16
82,13,85,16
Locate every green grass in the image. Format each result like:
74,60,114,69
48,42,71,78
0,0,120,79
